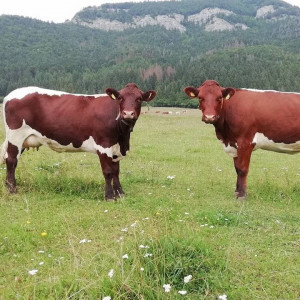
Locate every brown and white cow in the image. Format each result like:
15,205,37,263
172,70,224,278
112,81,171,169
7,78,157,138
184,80,300,199
0,83,156,200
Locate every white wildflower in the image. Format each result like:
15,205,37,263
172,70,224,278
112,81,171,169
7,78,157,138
140,267,144,271
38,250,45,253
167,175,176,180
102,297,111,300
163,284,171,293
117,236,124,243
218,294,227,300
144,253,153,258
104,210,108,213
28,269,38,275
108,269,114,278
178,290,187,295
39,262,44,265
184,274,192,283
122,254,129,259
121,228,128,232
79,239,86,244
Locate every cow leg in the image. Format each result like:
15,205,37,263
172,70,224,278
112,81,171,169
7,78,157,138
98,153,123,201
233,142,254,199
5,142,20,193
112,161,124,198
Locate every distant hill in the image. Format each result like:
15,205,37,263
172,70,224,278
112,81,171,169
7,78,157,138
0,0,300,106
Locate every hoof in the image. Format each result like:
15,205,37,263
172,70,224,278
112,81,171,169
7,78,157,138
6,182,17,194
106,198,116,202
235,191,246,200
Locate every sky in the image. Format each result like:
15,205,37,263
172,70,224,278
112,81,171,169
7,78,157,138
0,0,299,23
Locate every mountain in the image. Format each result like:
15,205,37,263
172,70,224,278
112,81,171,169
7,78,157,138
0,0,300,107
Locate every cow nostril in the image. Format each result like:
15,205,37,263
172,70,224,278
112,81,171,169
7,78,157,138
122,110,136,119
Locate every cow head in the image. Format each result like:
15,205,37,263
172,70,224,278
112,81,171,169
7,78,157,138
106,83,156,122
184,80,235,124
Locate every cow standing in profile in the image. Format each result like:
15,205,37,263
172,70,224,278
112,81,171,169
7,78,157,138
184,80,300,199
1,83,156,201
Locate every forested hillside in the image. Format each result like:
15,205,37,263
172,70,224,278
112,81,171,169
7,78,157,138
0,0,300,107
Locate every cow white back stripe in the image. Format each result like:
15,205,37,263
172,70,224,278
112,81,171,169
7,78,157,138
4,87,107,101
242,88,300,95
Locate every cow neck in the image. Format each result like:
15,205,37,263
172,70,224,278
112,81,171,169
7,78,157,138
117,118,136,156
213,102,228,141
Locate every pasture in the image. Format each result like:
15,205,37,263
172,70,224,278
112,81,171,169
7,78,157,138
0,106,299,299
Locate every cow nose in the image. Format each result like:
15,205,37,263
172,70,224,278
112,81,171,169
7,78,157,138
122,110,136,119
203,114,217,123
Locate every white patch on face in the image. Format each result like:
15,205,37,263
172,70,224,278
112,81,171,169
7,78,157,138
220,141,238,157
4,120,123,161
253,132,300,154
4,86,106,102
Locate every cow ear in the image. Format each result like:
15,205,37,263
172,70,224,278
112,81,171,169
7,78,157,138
184,87,198,98
142,90,156,102
222,88,235,100
106,88,121,101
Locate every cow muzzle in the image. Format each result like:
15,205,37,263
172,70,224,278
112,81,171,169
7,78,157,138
122,110,136,120
202,114,219,124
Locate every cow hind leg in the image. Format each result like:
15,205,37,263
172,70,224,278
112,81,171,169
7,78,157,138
5,142,20,193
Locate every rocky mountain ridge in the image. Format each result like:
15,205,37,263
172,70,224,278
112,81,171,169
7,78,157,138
71,4,296,32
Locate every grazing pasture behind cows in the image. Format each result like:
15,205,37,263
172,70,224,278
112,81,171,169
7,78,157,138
0,83,156,200
184,80,300,199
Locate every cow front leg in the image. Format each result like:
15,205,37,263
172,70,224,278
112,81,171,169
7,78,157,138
233,142,254,199
112,161,124,198
5,143,20,193
98,153,123,201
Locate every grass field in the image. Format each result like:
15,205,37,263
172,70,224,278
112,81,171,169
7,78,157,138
0,106,299,299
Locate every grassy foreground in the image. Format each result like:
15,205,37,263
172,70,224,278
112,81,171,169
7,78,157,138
0,107,299,299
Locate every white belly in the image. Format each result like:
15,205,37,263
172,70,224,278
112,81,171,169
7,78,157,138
253,132,300,154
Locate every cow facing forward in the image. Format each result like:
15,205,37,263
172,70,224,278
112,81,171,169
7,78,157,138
1,83,156,200
184,80,300,199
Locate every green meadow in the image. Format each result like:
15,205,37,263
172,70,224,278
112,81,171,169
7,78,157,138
0,107,299,299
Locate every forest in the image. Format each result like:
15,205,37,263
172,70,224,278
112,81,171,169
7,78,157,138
0,0,299,107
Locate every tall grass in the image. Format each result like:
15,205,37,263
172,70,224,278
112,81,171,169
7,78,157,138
0,107,299,299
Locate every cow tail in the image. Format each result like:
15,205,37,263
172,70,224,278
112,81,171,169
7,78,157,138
0,139,8,164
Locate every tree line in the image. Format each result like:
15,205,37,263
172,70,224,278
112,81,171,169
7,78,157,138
0,0,299,106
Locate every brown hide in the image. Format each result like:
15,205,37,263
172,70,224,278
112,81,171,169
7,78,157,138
2,83,156,200
184,80,300,198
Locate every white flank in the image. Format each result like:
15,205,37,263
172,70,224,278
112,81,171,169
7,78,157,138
253,132,300,154
3,120,123,161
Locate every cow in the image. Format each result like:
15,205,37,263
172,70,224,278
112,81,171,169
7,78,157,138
0,83,156,201
184,80,300,199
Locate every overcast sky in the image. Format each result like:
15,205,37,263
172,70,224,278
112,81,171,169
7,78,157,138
0,0,299,23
